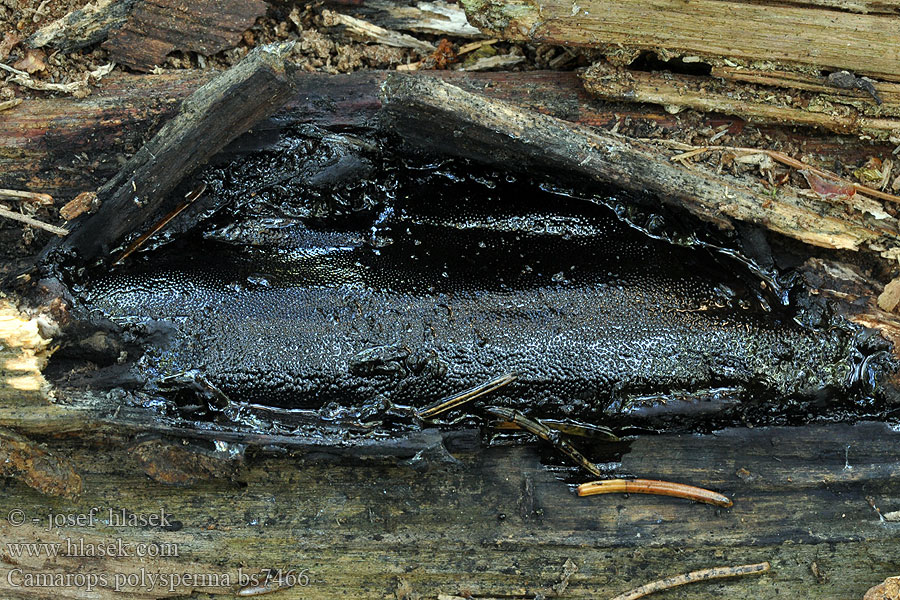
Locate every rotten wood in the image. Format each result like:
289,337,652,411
42,42,297,266
27,0,138,53
102,0,268,71
0,379,897,600
378,74,900,253
0,70,893,203
459,0,900,82
582,61,900,140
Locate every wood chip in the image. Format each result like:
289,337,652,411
0,98,22,112
0,427,82,499
59,190,99,220
13,49,46,74
0,31,20,61
28,0,138,52
458,53,524,71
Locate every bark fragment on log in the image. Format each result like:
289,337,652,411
102,0,268,71
460,0,900,82
45,42,297,265
582,62,900,140
0,70,682,203
379,75,900,252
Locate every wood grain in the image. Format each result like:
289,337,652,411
460,0,900,81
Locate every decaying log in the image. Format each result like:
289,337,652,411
1,69,893,203
43,42,297,265
102,0,268,70
4,69,899,264
2,297,900,598
0,70,651,200
583,61,900,140
460,0,900,82
0,386,898,600
379,75,900,253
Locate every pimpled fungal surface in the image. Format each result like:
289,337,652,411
74,159,894,433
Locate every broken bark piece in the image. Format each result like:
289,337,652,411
2,70,893,202
379,75,900,252
0,32,19,61
460,0,900,82
102,0,268,71
581,62,900,140
59,191,100,221
44,42,297,266
27,0,137,53
0,427,82,499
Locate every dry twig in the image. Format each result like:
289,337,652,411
0,189,53,205
0,205,68,236
609,562,770,600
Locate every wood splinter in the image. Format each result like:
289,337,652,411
417,373,516,419
577,478,733,508
608,562,770,600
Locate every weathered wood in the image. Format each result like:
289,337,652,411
322,9,436,53
26,0,138,53
43,42,297,266
379,74,900,253
0,69,893,202
3,299,900,598
460,0,900,82
102,0,268,71
582,61,900,140
0,70,655,200
0,414,897,599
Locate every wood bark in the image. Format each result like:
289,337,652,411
3,70,899,262
0,69,892,199
379,74,900,253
